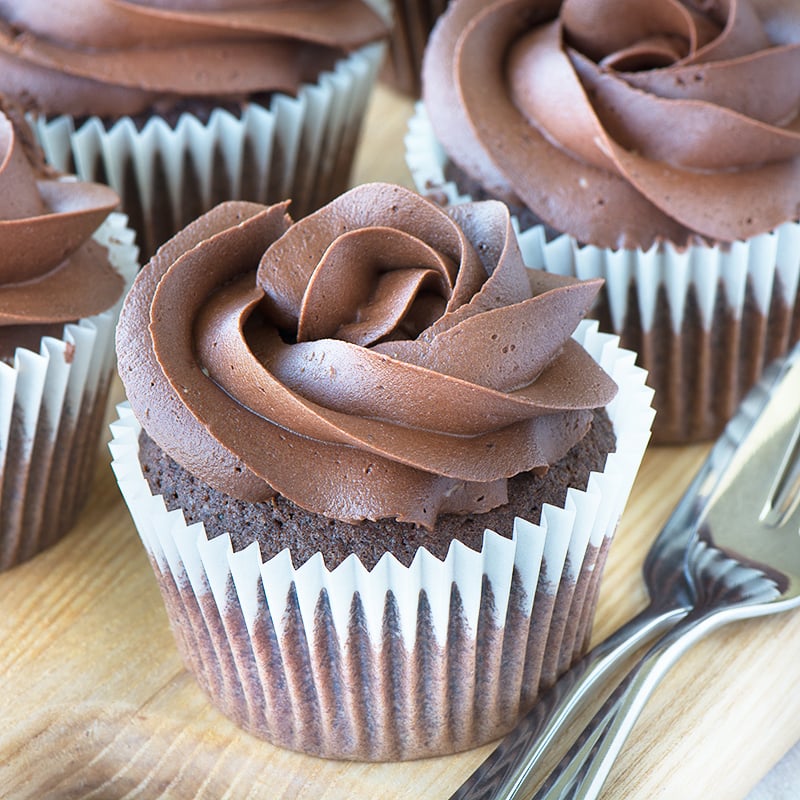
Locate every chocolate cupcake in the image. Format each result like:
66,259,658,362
0,103,137,570
0,1,390,259
111,183,653,760
411,0,800,443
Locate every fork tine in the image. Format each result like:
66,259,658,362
703,351,800,533
760,413,800,528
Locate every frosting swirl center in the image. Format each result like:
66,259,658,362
293,227,461,346
424,0,800,249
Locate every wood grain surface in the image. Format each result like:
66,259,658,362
2,86,800,800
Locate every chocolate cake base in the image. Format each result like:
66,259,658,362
122,409,621,760
138,409,615,571
592,276,800,444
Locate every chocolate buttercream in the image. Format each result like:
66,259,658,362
0,1,389,118
423,0,800,249
117,184,616,528
0,106,122,326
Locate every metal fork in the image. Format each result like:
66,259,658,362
534,344,800,800
450,342,784,800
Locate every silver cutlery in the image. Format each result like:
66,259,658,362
534,344,800,799
452,343,800,800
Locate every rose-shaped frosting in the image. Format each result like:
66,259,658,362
0,0,389,118
117,183,616,528
423,0,800,250
0,106,123,326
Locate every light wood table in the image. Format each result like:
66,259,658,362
1,86,799,800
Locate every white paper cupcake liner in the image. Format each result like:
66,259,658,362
31,41,386,261
109,319,653,761
406,102,800,443
0,213,138,570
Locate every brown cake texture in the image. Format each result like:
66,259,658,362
118,401,624,760
139,408,615,571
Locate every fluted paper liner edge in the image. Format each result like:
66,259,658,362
380,0,449,96
109,320,654,760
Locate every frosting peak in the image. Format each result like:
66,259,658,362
0,106,122,324
118,184,617,528
424,0,800,249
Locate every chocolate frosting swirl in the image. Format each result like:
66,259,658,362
116,184,616,528
423,0,800,249
0,0,389,118
0,106,123,326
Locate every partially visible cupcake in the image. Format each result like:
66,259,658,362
0,102,137,570
0,1,390,259
382,0,449,96
411,0,800,443
111,183,653,760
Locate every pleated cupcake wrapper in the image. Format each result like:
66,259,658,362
31,41,386,261
380,0,450,96
109,319,653,761
0,213,138,570
406,102,800,442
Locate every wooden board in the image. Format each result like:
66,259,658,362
2,86,800,800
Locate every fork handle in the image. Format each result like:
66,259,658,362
533,606,732,800
449,601,690,800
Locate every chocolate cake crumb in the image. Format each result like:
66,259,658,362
138,409,616,571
